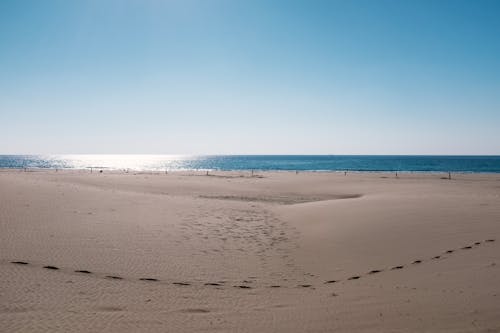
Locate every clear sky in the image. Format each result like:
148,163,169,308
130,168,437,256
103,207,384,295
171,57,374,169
1,0,499,155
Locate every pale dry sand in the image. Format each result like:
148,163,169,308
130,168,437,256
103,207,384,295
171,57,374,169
1,170,499,332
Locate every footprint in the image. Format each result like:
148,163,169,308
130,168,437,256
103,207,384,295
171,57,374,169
181,308,210,314
485,239,495,242
348,276,360,280
391,266,404,270
43,265,59,270
234,285,252,289
140,278,158,282
97,306,123,312
462,246,472,250
173,282,190,286
204,283,222,286
106,275,123,280
368,269,382,274
324,280,337,284
474,242,481,245
445,250,454,254
433,256,441,259
412,260,422,264
75,270,92,274
299,284,312,288
270,285,281,288
11,261,29,265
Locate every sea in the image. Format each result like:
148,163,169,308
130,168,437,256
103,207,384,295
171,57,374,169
1,155,500,173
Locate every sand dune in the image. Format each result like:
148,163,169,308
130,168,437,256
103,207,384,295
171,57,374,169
1,170,499,332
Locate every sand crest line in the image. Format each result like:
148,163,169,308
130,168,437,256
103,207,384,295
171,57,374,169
198,193,363,205
5,239,495,290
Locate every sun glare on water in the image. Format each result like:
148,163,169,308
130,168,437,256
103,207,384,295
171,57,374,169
48,155,194,171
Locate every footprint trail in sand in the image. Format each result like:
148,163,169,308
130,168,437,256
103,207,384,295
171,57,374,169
5,238,495,291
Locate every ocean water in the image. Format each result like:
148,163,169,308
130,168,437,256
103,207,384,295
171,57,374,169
1,155,500,173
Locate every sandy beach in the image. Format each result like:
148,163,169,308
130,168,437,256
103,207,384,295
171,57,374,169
1,170,499,332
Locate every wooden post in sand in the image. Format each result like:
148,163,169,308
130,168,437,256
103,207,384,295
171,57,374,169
448,171,451,180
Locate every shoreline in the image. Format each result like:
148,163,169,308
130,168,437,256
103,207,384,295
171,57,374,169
2,167,500,175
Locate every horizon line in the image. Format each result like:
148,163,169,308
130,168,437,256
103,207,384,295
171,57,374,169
1,154,500,157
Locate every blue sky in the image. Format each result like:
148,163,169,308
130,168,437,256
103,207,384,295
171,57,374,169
1,0,499,154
